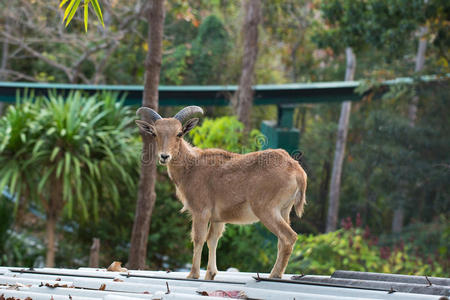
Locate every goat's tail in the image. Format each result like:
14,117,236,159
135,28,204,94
294,169,307,218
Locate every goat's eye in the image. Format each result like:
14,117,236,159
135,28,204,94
177,132,183,138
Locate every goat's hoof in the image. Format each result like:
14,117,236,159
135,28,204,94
269,273,282,279
187,272,200,279
205,270,217,280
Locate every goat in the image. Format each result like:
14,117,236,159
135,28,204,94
135,106,307,280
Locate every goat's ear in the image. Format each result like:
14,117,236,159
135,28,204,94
135,120,156,136
182,118,199,135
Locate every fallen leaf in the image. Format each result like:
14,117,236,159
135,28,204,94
45,283,72,288
6,283,32,290
197,290,247,298
107,261,127,272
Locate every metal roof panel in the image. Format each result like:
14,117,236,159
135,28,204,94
0,267,447,300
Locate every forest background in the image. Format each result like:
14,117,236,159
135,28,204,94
0,0,448,276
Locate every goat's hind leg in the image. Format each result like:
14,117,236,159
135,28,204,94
205,222,225,280
258,209,297,279
187,214,209,279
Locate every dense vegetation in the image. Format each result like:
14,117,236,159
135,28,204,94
0,0,448,275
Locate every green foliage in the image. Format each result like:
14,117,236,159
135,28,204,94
314,0,449,63
341,80,450,229
313,0,369,52
60,0,104,31
288,226,447,277
189,116,264,153
0,92,39,205
293,104,340,233
0,196,45,267
191,15,231,84
58,164,193,269
146,166,192,269
1,231,45,267
0,91,138,264
314,0,422,55
161,14,231,85
378,216,449,270
0,196,14,264
217,223,276,273
161,45,191,85
36,92,137,219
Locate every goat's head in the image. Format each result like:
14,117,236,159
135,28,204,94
135,106,203,165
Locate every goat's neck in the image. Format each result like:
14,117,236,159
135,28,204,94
167,139,197,184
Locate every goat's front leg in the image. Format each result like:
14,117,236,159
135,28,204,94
205,222,225,280
187,213,209,279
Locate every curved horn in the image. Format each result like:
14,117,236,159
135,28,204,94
173,106,204,123
136,107,162,123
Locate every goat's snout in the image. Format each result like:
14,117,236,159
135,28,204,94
159,153,171,164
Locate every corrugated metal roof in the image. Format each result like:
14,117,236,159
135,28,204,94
0,267,448,300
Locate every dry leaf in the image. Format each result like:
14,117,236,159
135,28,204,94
44,282,72,288
197,290,247,298
107,261,127,272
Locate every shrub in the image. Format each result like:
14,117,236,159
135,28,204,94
288,225,447,277
189,116,264,153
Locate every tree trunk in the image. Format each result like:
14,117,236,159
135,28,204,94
0,16,9,115
44,174,63,267
392,25,427,233
233,0,261,129
89,238,100,268
326,47,356,233
45,213,57,267
128,0,165,270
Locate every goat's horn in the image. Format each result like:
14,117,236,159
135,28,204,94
136,107,162,123
173,106,204,123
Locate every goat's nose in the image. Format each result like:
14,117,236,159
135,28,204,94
160,154,170,160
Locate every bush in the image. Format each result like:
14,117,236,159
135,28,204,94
288,223,447,277
189,116,264,153
0,196,44,267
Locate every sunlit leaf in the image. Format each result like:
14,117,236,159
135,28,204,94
84,0,90,32
63,0,78,22
91,0,104,26
60,0,69,8
65,0,82,27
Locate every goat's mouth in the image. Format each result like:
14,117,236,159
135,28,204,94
159,158,170,165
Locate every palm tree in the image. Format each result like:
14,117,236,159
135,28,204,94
0,91,138,267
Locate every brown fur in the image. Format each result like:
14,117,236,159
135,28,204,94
136,117,307,280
